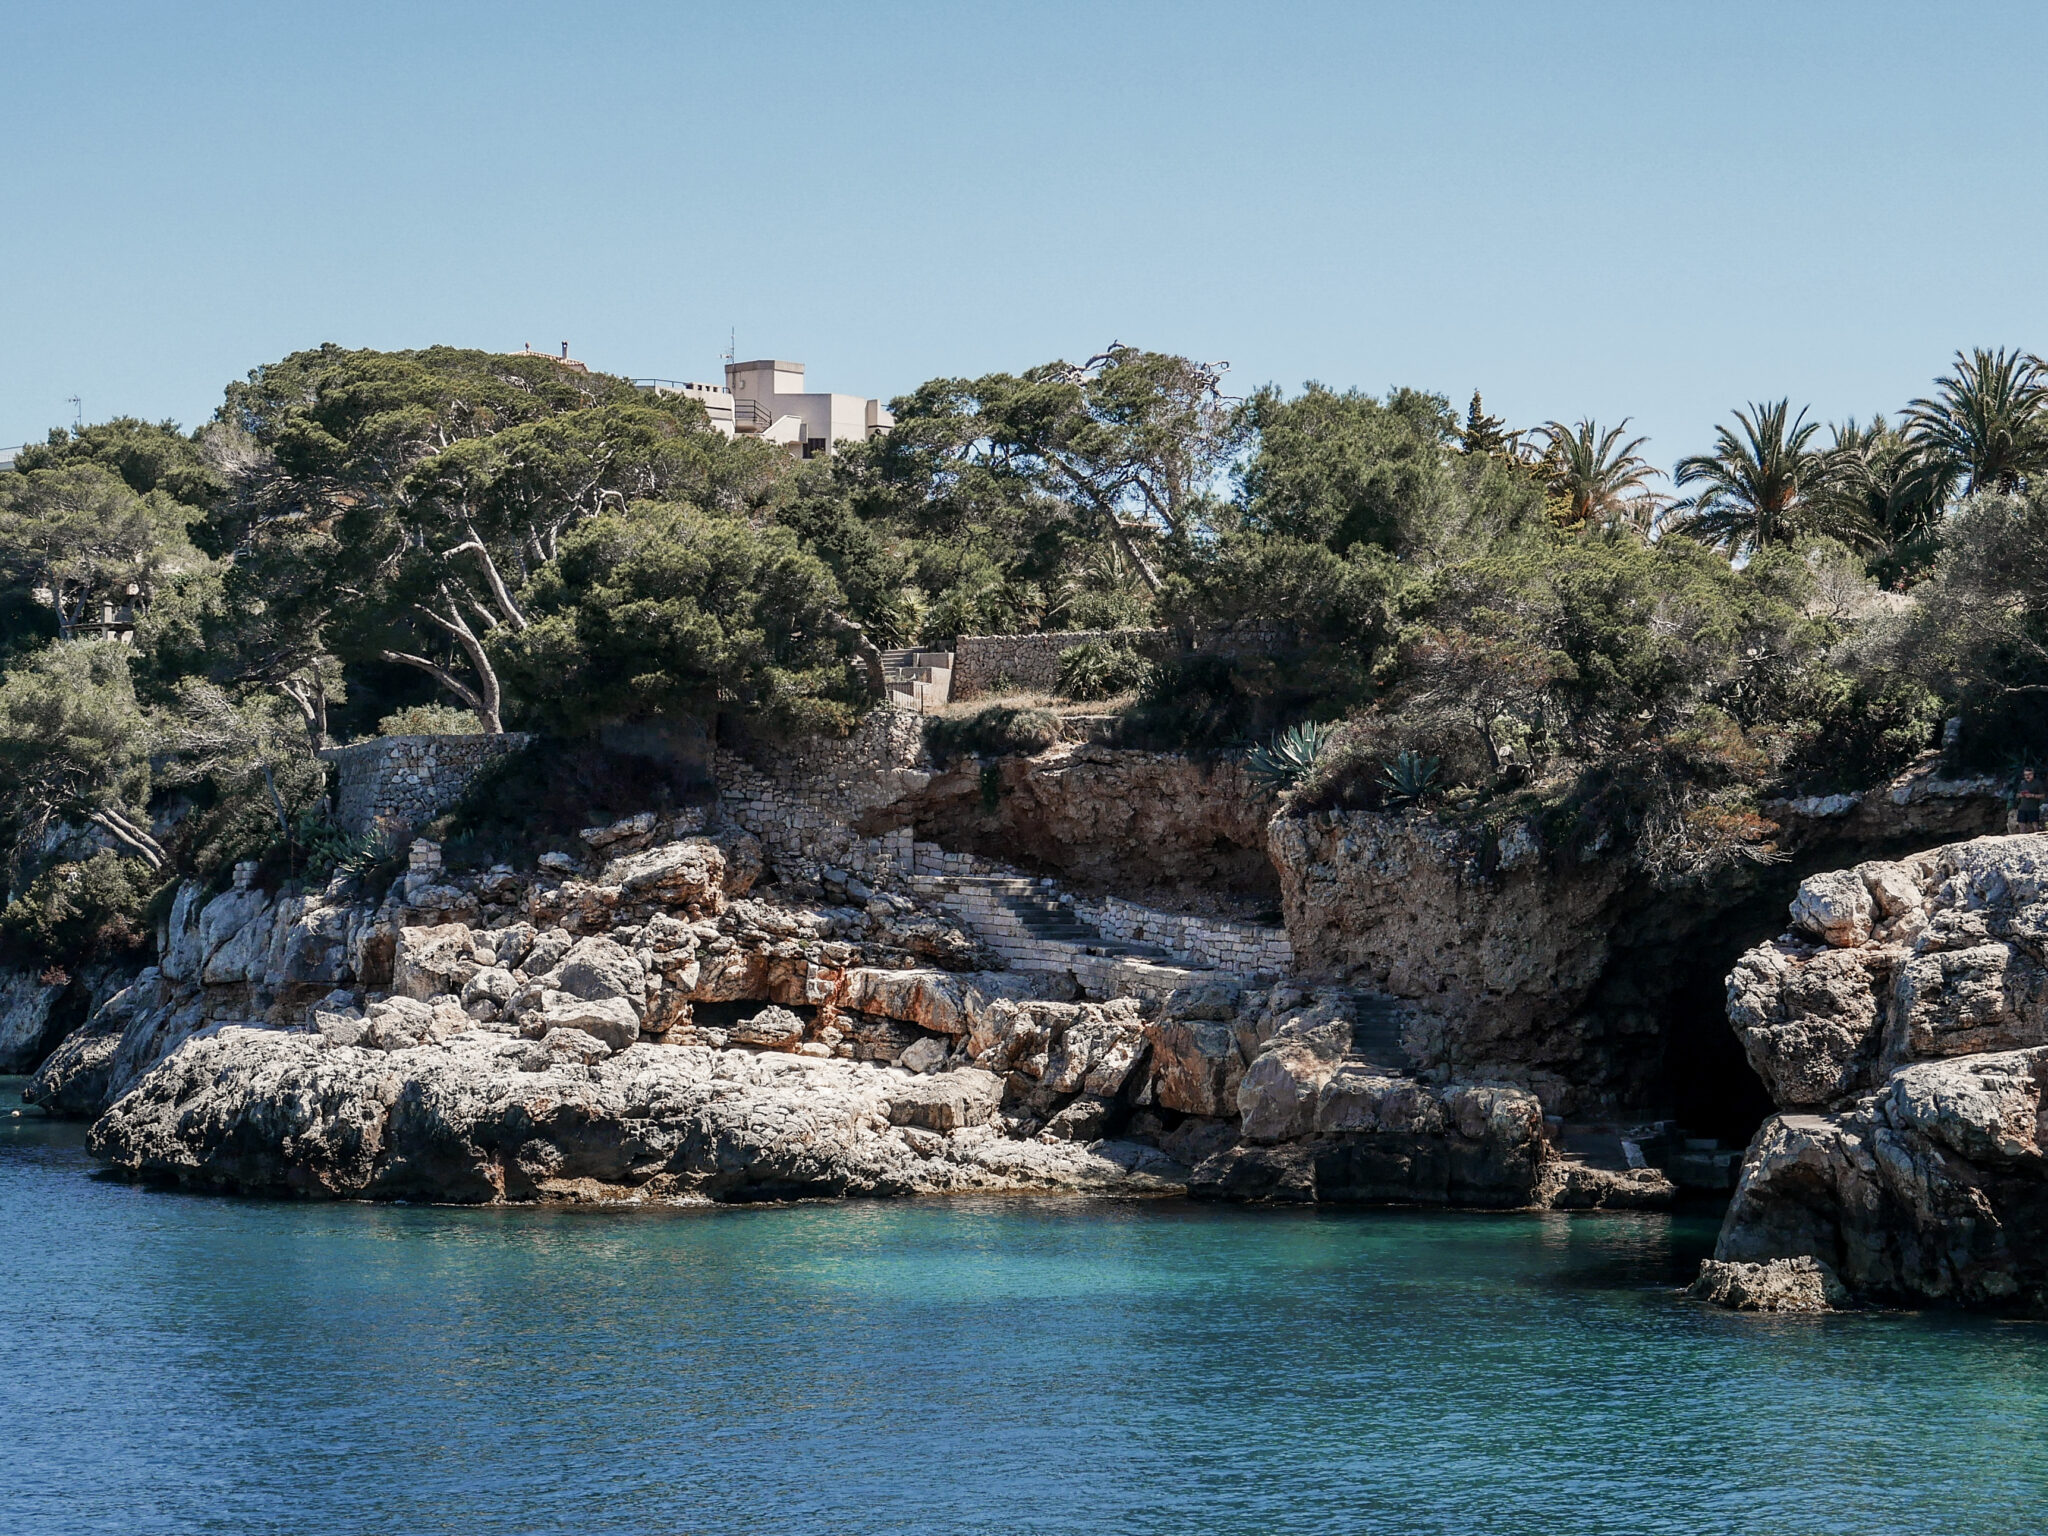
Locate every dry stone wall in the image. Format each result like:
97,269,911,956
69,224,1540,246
951,629,1171,698
1075,895,1293,975
322,734,533,840
713,710,928,881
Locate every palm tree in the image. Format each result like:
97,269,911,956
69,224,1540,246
1809,417,1953,582
1669,400,1828,554
1905,347,2048,494
1535,418,1665,532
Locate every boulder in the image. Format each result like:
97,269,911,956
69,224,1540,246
553,936,645,1003
536,996,640,1052
1535,1162,1677,1210
462,966,518,1011
1142,1016,1246,1118
1038,1094,1115,1142
1689,1257,1846,1312
728,1005,803,1050
393,924,474,1002
1716,1049,2048,1309
1237,998,1353,1143
1789,868,1875,948
836,967,975,1035
596,839,727,912
194,887,272,986
884,1067,1004,1133
538,1027,612,1065
1238,1044,1338,1143
966,998,1143,1089
896,1035,949,1074
1727,941,1890,1107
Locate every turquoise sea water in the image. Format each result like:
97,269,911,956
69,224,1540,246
5,1084,2046,1536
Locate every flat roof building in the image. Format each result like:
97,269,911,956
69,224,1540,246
636,359,893,456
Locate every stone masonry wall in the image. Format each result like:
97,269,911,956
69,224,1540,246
713,710,929,881
951,630,1172,698
1075,895,1294,975
321,733,533,840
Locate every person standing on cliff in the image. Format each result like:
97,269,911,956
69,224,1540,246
2014,766,2045,832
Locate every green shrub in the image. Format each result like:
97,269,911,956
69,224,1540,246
1056,641,1154,701
1112,653,1345,751
375,703,483,737
0,851,158,968
925,705,1060,763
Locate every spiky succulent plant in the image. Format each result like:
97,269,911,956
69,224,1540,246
1375,748,1441,805
1246,720,1332,792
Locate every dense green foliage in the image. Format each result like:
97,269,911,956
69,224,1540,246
925,705,1061,764
5,336,2048,957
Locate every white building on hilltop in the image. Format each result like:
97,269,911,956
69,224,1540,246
638,359,893,456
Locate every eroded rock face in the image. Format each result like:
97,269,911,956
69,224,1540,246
1268,811,1627,1112
0,968,66,1073
86,1028,1187,1203
1187,1076,1547,1209
875,746,1280,902
1728,838,2048,1109
1712,836,2048,1310
1715,1049,2048,1310
1266,765,2007,1118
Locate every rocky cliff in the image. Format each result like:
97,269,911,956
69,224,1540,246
874,744,1280,908
1710,833,2048,1312
1265,762,2007,1118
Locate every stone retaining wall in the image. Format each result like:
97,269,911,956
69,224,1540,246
1074,895,1294,975
320,733,533,840
713,710,929,880
950,630,1172,698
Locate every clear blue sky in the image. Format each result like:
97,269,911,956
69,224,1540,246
7,0,2047,476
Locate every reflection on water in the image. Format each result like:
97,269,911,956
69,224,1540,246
4,1081,2044,1535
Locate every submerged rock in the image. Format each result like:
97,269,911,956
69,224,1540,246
1689,1257,1847,1313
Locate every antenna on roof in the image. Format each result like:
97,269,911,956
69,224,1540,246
67,396,82,431
723,327,735,368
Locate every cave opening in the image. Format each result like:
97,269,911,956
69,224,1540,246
1660,931,1778,1144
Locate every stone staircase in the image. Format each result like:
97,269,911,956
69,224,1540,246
916,873,1206,998
1348,992,1414,1071
881,649,953,712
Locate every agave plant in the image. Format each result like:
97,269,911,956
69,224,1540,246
1375,748,1440,805
1246,720,1332,792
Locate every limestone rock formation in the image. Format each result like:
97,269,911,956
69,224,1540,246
28,808,1581,1213
1688,1257,1847,1312
1264,760,2005,1117
0,968,66,1073
87,1027,1185,1203
1715,1050,2048,1310
1711,834,2048,1311
1187,1075,1548,1208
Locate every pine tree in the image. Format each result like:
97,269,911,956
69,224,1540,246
1460,391,1511,456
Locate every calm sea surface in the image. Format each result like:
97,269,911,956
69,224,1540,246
4,1079,2045,1536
